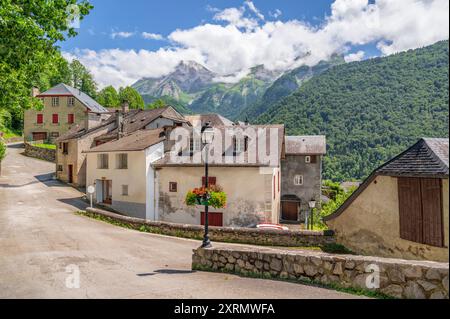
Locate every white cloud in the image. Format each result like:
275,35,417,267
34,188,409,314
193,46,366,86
245,1,265,20
110,31,135,39
269,9,282,19
142,32,164,40
344,50,365,62
67,0,449,89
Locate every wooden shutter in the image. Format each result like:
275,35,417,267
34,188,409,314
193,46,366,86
398,178,423,243
202,176,216,186
310,155,317,163
420,178,443,247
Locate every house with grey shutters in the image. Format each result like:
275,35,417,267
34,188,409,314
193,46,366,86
280,135,326,222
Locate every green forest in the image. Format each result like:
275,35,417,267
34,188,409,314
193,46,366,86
257,40,449,181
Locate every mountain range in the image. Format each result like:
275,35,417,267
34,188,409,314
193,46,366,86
132,58,343,119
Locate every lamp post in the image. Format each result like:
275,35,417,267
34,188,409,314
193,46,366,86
308,199,316,230
201,122,214,248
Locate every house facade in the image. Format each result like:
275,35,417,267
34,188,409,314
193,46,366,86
24,83,108,142
280,136,326,222
55,105,187,188
324,138,449,262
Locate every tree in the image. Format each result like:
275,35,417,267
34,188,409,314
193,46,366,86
146,98,166,109
0,140,6,176
0,0,93,131
97,86,120,108
70,60,97,98
118,86,145,109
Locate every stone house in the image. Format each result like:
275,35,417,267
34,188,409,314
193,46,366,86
24,83,108,142
55,105,187,188
324,138,449,262
280,136,326,222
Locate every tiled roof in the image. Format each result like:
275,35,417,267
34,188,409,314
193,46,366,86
37,83,108,113
377,138,449,178
185,114,234,127
285,136,326,155
152,124,285,167
84,128,165,153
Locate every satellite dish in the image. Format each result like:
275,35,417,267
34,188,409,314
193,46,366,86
87,185,95,194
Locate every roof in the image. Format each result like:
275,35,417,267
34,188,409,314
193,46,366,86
323,138,449,222
285,136,326,155
84,128,165,153
185,114,234,127
152,124,285,167
37,83,108,113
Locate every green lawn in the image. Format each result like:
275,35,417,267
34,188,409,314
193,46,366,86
33,143,56,150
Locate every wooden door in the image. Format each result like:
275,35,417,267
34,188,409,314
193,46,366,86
398,177,423,243
102,180,112,204
68,165,73,183
282,201,298,221
201,212,223,226
32,132,47,141
420,178,443,247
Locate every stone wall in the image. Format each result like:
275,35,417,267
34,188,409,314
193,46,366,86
24,142,55,162
85,207,335,247
192,246,449,299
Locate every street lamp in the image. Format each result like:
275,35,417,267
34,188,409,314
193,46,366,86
308,199,316,230
201,122,214,248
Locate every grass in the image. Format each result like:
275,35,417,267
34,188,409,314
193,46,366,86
192,264,394,300
32,143,56,150
0,127,21,139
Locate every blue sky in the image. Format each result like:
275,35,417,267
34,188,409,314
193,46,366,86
62,0,449,88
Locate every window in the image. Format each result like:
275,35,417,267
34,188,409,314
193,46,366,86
50,132,59,138
305,155,317,164
36,114,43,124
122,185,129,196
305,156,311,163
52,97,59,107
169,182,177,192
68,114,74,124
62,142,69,154
398,177,444,247
57,165,63,172
116,153,128,169
52,114,59,124
67,97,75,107
202,176,216,186
294,175,303,186
97,154,109,169
234,137,246,153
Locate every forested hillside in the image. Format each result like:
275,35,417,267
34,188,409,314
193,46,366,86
257,40,449,181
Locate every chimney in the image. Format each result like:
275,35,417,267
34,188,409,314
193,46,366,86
31,87,40,98
121,101,129,113
116,110,124,139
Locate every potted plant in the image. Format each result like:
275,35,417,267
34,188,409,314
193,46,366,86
185,185,227,209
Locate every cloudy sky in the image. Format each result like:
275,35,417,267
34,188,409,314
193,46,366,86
61,0,449,89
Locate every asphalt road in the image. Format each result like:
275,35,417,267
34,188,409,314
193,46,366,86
0,143,362,299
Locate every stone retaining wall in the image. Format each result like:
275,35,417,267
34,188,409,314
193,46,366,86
24,142,55,162
85,207,335,247
192,246,449,299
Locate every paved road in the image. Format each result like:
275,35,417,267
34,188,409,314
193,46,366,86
0,144,361,299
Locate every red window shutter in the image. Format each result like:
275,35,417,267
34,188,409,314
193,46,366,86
398,178,423,243
36,114,43,124
420,178,443,247
52,114,59,124
68,114,74,124
201,212,223,226
202,176,216,186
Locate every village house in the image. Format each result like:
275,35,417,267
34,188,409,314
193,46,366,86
280,136,326,222
324,138,449,262
55,104,187,188
24,83,109,142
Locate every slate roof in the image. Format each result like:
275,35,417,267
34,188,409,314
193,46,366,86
323,138,449,222
84,128,165,153
185,114,234,127
285,136,326,155
377,138,449,178
37,83,108,113
152,124,285,167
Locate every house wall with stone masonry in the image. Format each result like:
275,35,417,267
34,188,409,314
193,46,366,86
325,176,449,262
192,246,449,299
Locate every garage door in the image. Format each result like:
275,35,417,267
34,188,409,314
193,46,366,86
32,132,47,141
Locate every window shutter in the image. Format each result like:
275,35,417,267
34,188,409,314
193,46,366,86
420,178,443,247
398,178,423,243
202,176,216,186
310,155,317,163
